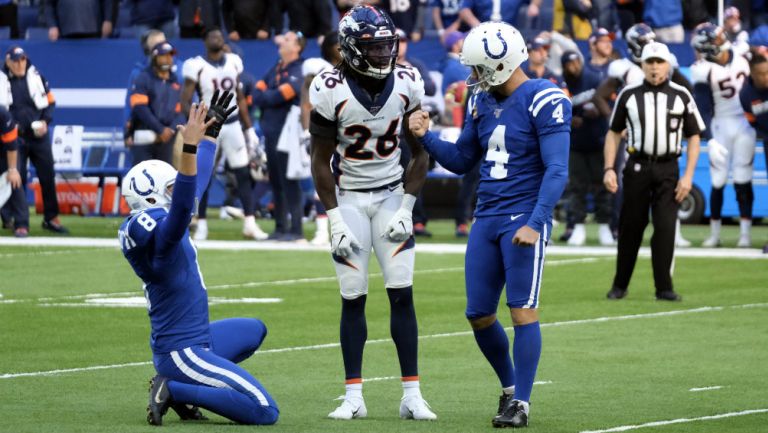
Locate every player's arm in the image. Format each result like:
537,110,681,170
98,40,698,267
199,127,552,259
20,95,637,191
676,93,705,202
300,74,316,130
408,106,481,174
236,82,252,129
2,120,20,188
593,77,619,118
309,109,338,211
252,70,301,108
402,105,429,196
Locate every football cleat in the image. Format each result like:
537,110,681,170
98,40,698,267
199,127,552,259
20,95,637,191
328,396,367,420
701,236,721,248
655,290,682,301
399,395,437,420
193,219,208,241
147,376,172,426
606,287,627,300
170,403,208,421
567,224,586,246
737,234,751,248
497,393,514,416
493,399,529,428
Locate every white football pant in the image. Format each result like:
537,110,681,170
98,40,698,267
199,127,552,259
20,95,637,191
709,116,756,188
217,121,250,169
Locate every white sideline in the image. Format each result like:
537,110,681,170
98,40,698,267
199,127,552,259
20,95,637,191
580,408,768,433
2,302,766,380
1,236,767,258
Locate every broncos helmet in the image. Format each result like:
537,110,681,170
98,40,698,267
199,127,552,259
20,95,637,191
122,159,178,214
692,22,727,61
625,23,656,63
338,5,398,79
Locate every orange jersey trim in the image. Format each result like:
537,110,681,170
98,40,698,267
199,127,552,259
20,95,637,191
130,94,149,107
46,92,55,104
345,378,363,385
1,126,18,143
175,102,181,113
401,376,419,382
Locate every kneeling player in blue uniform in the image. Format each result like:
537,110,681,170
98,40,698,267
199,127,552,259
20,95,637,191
409,22,570,428
119,91,279,426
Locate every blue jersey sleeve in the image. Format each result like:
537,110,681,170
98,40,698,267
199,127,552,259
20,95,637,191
195,139,217,201
527,82,571,232
418,108,482,174
154,173,196,256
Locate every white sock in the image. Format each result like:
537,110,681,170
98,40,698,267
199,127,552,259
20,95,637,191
244,215,256,229
345,382,363,399
402,379,421,398
316,216,328,234
710,219,721,238
197,219,207,230
740,219,752,236
502,385,515,395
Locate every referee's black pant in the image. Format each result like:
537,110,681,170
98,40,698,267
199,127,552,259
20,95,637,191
612,156,678,293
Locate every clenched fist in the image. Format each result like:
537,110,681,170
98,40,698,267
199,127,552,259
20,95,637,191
408,110,430,138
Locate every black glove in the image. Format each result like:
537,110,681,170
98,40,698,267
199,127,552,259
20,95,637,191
205,89,237,138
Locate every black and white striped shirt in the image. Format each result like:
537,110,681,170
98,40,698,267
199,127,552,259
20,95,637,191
609,80,705,157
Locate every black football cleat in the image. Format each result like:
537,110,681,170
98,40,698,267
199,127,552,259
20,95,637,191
171,403,208,421
147,376,172,426
497,393,513,416
655,290,682,301
493,399,529,428
41,218,69,234
606,288,627,300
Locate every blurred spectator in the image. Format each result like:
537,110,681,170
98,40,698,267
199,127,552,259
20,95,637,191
431,0,469,41
0,46,67,236
44,0,117,40
178,0,221,38
127,0,176,39
124,30,183,148
128,42,183,166
459,0,542,27
272,0,331,39
561,51,613,246
336,0,379,16
681,0,712,30
559,0,593,39
0,107,21,234
643,0,683,43
252,31,305,241
381,0,423,41
724,6,749,56
615,0,642,34
585,27,613,77
0,0,19,39
440,31,470,94
223,0,270,40
591,0,618,32
539,30,581,76
522,37,567,90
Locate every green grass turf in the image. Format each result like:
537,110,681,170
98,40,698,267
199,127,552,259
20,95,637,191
0,241,767,433
3,209,768,248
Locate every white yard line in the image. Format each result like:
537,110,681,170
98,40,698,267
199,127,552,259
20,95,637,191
579,408,768,433
1,236,766,258
689,386,723,392
362,376,554,386
2,302,766,380
0,248,112,259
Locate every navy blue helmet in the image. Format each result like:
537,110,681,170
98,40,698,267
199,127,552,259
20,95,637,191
625,23,656,63
692,22,726,61
338,5,398,79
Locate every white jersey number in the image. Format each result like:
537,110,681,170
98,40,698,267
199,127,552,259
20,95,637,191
486,125,509,179
552,103,564,123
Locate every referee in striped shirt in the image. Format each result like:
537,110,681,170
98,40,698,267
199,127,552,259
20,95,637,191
603,42,705,301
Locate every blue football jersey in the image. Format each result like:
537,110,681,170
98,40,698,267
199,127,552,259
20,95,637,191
420,79,571,232
740,78,768,139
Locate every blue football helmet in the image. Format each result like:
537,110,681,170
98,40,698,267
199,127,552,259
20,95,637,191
692,22,727,61
625,23,656,63
338,5,398,79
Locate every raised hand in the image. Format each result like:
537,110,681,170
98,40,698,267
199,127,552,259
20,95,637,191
177,101,214,145
205,89,237,138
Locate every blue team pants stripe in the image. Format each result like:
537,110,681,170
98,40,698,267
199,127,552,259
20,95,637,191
170,347,270,406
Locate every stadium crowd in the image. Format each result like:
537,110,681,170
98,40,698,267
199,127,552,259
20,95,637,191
0,0,767,254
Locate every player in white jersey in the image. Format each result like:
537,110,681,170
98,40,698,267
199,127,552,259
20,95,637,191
181,29,267,241
300,31,342,246
691,23,756,247
309,5,436,421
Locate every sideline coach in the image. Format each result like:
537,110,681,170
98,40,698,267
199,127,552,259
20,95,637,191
603,42,705,301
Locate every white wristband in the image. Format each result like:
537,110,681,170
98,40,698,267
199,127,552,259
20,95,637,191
326,207,343,225
400,194,417,212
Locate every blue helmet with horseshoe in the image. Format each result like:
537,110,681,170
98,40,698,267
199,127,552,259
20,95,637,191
460,21,527,92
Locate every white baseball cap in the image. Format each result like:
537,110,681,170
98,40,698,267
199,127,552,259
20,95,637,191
641,42,671,63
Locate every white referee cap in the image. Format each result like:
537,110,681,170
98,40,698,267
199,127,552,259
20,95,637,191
641,42,671,63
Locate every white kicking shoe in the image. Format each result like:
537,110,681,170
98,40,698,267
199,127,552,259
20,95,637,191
598,224,616,246
567,224,586,246
701,236,721,248
676,236,692,248
243,217,268,241
737,234,752,248
328,396,367,420
193,219,208,241
399,395,437,420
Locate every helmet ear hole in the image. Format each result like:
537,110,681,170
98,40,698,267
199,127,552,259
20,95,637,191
496,64,504,71
147,198,157,204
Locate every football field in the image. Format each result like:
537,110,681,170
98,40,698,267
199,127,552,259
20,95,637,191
1,219,767,433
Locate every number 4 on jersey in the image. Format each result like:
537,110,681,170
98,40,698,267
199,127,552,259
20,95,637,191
552,103,564,123
486,125,509,179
